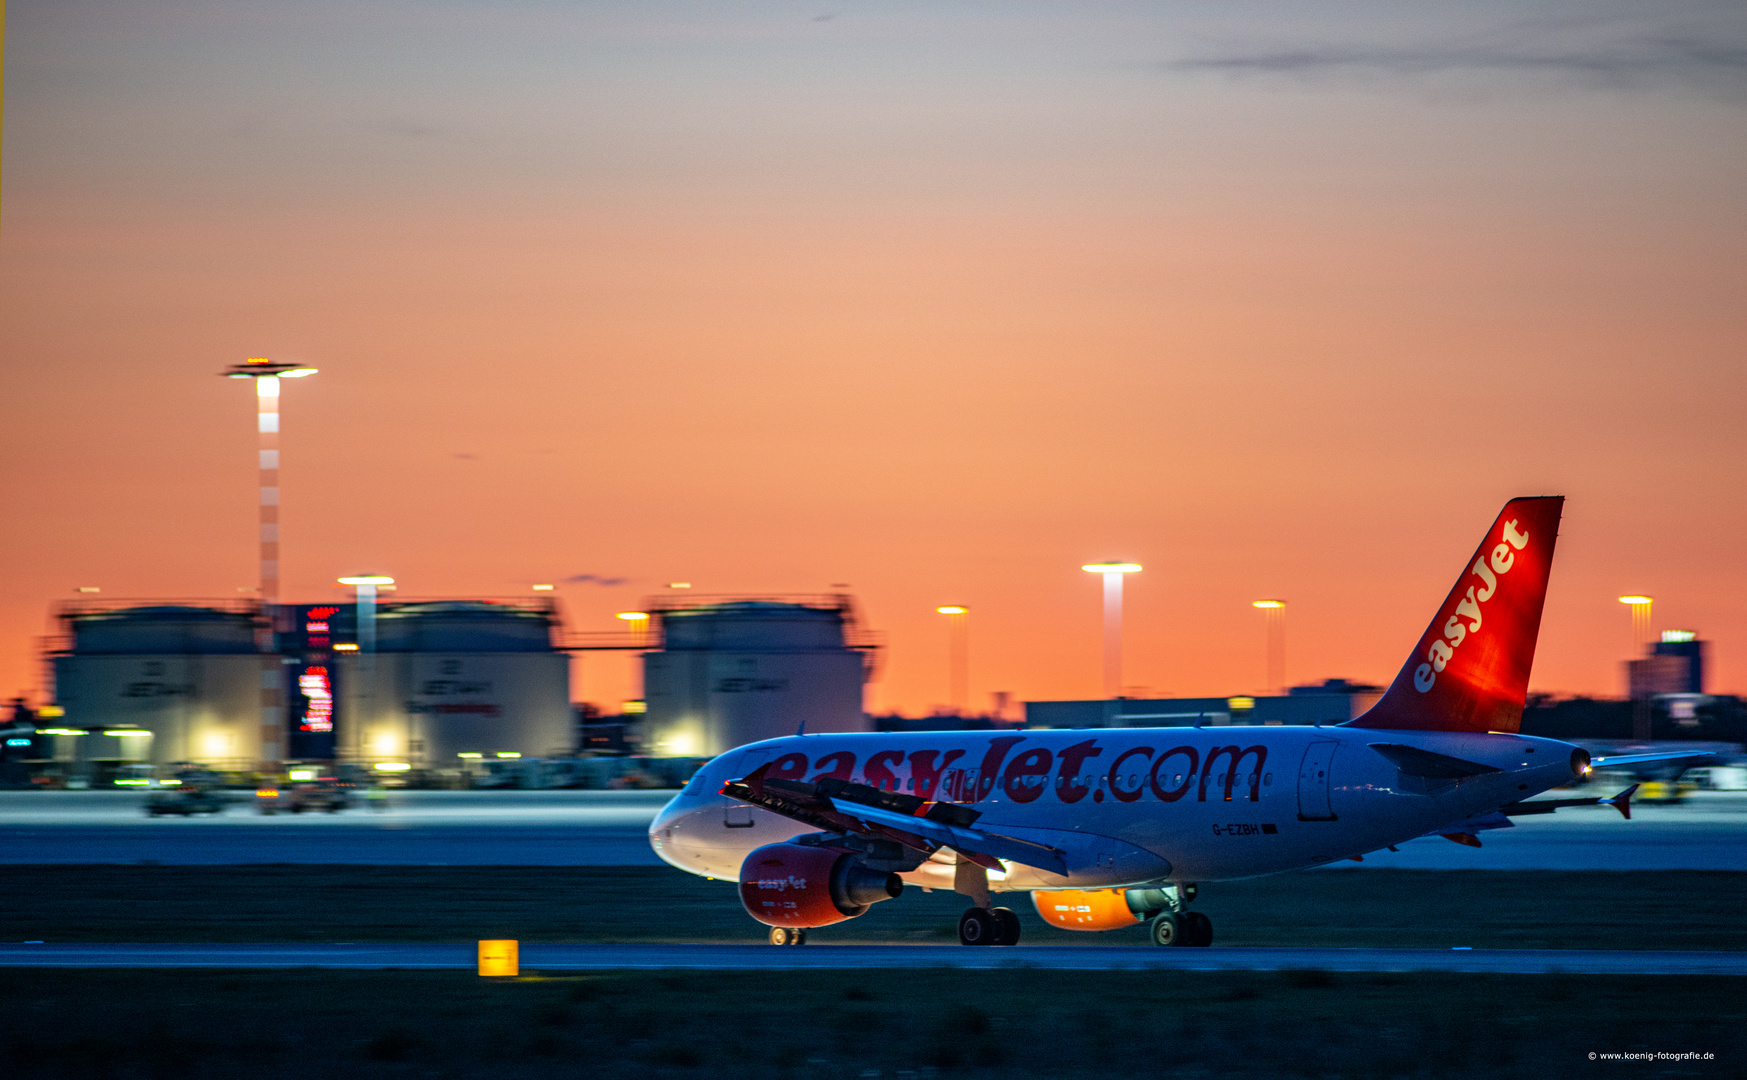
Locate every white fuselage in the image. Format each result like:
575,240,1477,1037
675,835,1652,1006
648,726,1582,892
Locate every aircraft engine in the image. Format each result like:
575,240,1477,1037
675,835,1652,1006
1031,887,1171,931
738,842,903,928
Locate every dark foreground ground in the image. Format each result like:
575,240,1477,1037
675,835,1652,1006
6,865,1745,949
2,968,1738,1079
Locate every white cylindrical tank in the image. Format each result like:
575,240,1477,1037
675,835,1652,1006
641,598,878,758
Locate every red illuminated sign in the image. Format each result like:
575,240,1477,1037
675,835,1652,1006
298,665,334,732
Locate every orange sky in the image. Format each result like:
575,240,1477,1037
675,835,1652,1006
3,1,1744,714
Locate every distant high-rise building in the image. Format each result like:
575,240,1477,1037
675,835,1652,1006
1627,631,1707,699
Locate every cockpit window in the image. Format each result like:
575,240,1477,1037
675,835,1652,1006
679,766,711,796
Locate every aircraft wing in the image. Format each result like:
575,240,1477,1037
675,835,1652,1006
721,766,1067,874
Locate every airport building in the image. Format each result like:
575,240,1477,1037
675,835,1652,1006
42,596,572,776
637,595,882,758
1025,679,1384,730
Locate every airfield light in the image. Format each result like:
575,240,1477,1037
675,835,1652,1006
936,606,970,712
532,584,554,591
373,762,411,772
1253,600,1288,693
104,729,152,738
1083,562,1141,698
495,752,522,759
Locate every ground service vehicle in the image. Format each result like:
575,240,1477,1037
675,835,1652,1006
256,778,351,814
145,786,228,816
650,497,1701,946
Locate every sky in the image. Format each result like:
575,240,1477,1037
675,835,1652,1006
2,0,1744,716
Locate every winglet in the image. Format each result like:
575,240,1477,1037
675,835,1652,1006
1606,784,1638,820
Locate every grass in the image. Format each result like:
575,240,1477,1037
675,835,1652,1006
2,968,1739,1079
4,866,1744,950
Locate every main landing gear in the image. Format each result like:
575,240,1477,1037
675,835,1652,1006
959,906,1021,946
1144,882,1213,947
1149,909,1213,947
769,927,808,946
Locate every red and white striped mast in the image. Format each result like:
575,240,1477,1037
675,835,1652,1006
222,358,317,770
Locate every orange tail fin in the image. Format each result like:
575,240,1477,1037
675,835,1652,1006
1349,496,1564,733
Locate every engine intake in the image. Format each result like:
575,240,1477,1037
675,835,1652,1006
739,842,903,928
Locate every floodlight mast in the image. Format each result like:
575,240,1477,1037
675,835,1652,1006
223,358,317,769
1082,562,1141,698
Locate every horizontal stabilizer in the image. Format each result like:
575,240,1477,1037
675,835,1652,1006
1500,785,1637,820
1590,750,1720,771
1370,743,1501,780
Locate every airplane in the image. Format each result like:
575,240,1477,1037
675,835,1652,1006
648,496,1703,946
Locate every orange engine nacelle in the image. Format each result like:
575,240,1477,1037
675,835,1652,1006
738,843,903,928
1031,888,1169,931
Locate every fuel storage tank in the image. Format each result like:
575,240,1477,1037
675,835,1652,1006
337,600,572,769
640,596,881,758
48,602,266,769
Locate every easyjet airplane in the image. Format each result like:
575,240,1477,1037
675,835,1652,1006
648,497,1692,946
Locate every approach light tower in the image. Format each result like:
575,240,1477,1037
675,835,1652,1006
223,358,317,768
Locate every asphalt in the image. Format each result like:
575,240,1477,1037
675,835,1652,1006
3,942,1743,974
2,789,1744,869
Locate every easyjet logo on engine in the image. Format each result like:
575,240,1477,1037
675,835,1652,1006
754,875,808,892
1413,518,1531,694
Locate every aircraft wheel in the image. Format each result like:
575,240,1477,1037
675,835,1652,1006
769,926,807,946
958,907,996,946
990,907,1021,946
1150,911,1183,947
1183,911,1213,947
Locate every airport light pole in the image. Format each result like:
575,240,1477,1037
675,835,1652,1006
937,606,969,714
223,358,316,771
339,576,395,654
1253,600,1286,695
340,576,394,766
1082,562,1141,699
1619,595,1654,740
617,611,651,648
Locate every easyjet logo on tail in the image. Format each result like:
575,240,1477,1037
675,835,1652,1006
1413,519,1531,693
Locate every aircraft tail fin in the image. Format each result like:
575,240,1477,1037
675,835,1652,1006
1349,496,1564,734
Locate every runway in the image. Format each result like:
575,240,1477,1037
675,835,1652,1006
0,790,671,865
3,941,1743,974
3,790,1744,869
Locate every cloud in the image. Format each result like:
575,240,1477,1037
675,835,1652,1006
565,573,629,587
1170,16,1747,93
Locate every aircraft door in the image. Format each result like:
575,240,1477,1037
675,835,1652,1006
724,750,769,828
1297,740,1339,821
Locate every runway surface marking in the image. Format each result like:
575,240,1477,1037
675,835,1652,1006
4,943,1743,974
